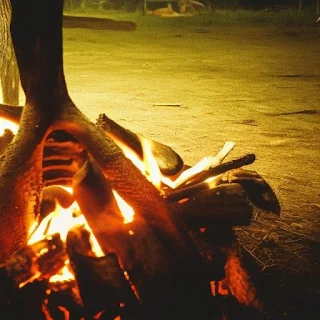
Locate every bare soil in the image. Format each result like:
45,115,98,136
17,15,320,319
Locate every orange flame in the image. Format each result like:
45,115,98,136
0,118,19,135
113,190,135,224
0,117,232,287
112,136,162,190
140,136,162,190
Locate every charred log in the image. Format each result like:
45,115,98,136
96,113,184,176
67,227,141,318
0,279,48,319
0,233,66,292
223,168,281,214
173,183,253,227
72,159,213,317
164,176,220,201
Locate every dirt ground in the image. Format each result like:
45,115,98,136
12,13,320,319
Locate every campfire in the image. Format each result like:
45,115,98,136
0,0,280,319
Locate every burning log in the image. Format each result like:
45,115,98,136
173,183,253,227
66,226,141,318
71,159,213,316
96,113,184,176
163,174,222,201
71,159,131,259
223,168,281,214
164,141,235,189
0,233,66,294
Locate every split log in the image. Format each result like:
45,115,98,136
172,183,253,227
72,160,213,317
96,113,184,176
66,226,141,318
223,168,281,214
0,233,66,291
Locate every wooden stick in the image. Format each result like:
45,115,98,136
167,141,235,189
177,153,255,189
164,175,222,201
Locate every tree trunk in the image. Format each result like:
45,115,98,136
1,57,20,105
0,0,20,105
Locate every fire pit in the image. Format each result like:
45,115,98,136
0,0,280,319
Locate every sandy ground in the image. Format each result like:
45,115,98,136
7,15,320,318
58,21,320,237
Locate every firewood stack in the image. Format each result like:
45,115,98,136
0,0,280,319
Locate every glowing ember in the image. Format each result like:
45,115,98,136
49,264,74,283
